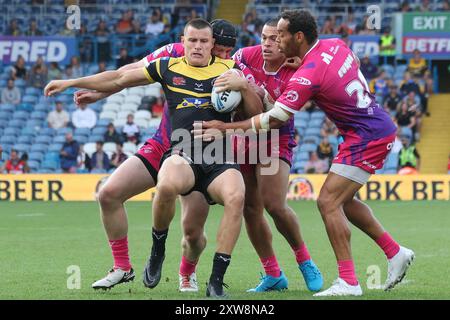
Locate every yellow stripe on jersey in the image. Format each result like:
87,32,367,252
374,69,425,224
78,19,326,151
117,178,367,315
142,67,155,83
167,57,236,81
166,85,212,98
156,59,162,79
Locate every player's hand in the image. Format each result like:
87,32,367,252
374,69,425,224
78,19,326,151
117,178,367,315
44,80,71,97
74,90,105,105
192,120,226,142
282,56,301,69
214,72,247,93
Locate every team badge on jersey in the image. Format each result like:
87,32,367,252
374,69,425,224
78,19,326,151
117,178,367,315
173,77,186,86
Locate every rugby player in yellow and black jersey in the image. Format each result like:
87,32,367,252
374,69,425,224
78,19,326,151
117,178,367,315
45,18,263,297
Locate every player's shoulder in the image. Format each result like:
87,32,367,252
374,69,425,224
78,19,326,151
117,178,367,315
213,56,237,69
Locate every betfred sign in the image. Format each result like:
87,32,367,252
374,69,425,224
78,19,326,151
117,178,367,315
0,36,77,65
403,36,450,55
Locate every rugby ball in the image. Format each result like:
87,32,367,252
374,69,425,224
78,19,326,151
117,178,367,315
211,69,243,113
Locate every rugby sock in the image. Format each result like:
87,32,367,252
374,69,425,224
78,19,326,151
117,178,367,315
179,256,198,276
375,232,400,259
152,227,168,256
109,236,132,272
338,260,359,286
292,243,311,264
209,252,231,284
260,255,281,278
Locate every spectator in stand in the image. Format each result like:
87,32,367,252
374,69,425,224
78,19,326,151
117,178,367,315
400,1,411,12
340,12,357,34
0,149,29,174
357,16,376,35
110,142,128,169
131,20,146,47
151,97,164,118
304,151,329,174
1,79,21,105
369,70,390,104
60,132,79,173
96,61,107,74
63,66,73,80
48,62,63,81
408,49,427,77
398,136,420,174
383,85,402,116
10,55,28,80
399,71,421,96
417,0,431,12
443,0,450,11
116,10,134,34
72,103,97,129
6,19,21,36
379,26,396,65
321,117,339,138
47,100,70,129
90,141,110,172
396,101,416,133
77,143,91,173
418,70,433,116
122,114,140,144
25,20,42,36
317,136,333,167
70,56,83,78
360,55,378,81
403,91,422,112
28,57,48,89
320,17,335,34
95,20,111,62
104,122,122,144
116,48,134,69
145,9,165,37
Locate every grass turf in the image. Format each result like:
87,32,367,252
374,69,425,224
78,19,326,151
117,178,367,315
1,200,449,300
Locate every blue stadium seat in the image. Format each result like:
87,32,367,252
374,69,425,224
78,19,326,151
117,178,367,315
48,144,63,153
400,127,413,139
36,168,55,173
0,111,12,121
309,118,324,128
44,152,60,163
34,103,50,112
92,126,107,135
299,143,317,153
297,152,310,161
294,112,310,122
30,144,48,153
17,135,33,144
0,135,16,145
303,135,321,145
3,127,20,136
21,127,37,136
0,103,15,112
311,111,326,120
88,135,104,143
304,127,321,136
12,110,29,120
41,160,59,171
26,119,44,129
53,135,67,144
74,127,91,137
73,135,88,144
35,135,53,144
97,118,111,127
29,152,44,162
25,87,41,96
13,143,30,154
0,119,8,129
17,103,34,112
385,152,399,170
22,95,38,104
9,119,26,128
41,127,56,136
56,127,73,136
28,160,40,171
30,111,47,120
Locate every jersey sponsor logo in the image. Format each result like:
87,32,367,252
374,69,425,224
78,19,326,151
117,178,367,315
166,43,174,54
285,90,299,103
291,77,311,85
177,98,212,110
194,83,204,91
173,76,186,86
233,49,243,62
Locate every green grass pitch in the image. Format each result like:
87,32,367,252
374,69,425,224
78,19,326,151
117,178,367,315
1,200,449,300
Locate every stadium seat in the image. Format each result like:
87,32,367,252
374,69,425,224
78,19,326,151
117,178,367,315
113,118,127,127
27,160,41,171
0,111,12,120
106,94,125,104
123,142,137,154
30,111,47,120
102,103,121,113
13,143,30,154
97,118,111,127
41,160,59,170
144,85,162,97
309,118,324,128
17,135,33,144
99,110,117,120
30,144,48,153
29,152,44,162
400,127,413,139
91,168,107,174
135,110,152,121
74,128,91,137
103,142,117,153
83,143,97,157
73,135,88,144
299,143,317,153
1,135,17,145
26,119,44,129
55,127,73,136
22,95,38,104
88,135,104,143
135,118,148,128
25,87,41,96
92,127,107,136
35,135,53,144
148,118,161,128
304,127,321,136
48,144,63,153
12,110,29,120
41,128,56,136
0,103,15,113
116,111,131,120
9,119,26,128
4,127,20,136
128,87,146,97
303,135,321,145
120,103,138,113
311,111,326,120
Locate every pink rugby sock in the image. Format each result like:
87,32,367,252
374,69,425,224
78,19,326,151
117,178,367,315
292,243,311,264
179,256,197,276
260,255,281,278
375,232,400,259
338,260,359,286
109,236,132,271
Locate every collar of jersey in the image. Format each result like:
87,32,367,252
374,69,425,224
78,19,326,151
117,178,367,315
302,39,320,61
182,56,215,68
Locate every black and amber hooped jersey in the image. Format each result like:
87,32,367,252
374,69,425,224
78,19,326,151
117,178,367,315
143,56,239,137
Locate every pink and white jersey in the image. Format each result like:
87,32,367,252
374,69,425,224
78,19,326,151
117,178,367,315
276,38,397,141
233,45,296,142
141,43,185,67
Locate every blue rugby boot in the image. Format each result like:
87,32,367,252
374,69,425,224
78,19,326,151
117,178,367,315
247,271,288,292
299,259,323,292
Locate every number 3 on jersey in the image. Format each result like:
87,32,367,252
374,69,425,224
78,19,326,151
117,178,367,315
345,70,372,109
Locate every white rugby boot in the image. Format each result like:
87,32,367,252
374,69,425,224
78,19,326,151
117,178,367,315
384,246,415,291
179,272,199,292
314,278,362,297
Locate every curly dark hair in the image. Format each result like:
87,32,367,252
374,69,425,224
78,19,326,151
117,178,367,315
280,9,318,44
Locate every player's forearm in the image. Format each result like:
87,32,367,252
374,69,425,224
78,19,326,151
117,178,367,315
240,82,264,118
68,71,124,92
